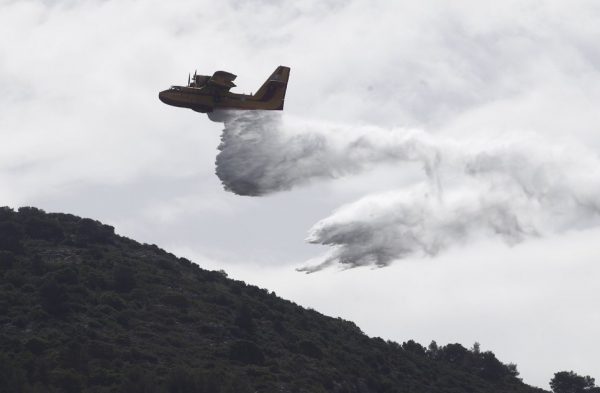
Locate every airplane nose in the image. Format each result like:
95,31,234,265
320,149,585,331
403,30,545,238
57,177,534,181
158,91,166,104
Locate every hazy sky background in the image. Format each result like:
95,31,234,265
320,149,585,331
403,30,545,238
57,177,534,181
2,0,600,387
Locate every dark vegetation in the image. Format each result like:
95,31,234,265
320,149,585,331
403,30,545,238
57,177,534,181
0,206,556,392
550,371,600,393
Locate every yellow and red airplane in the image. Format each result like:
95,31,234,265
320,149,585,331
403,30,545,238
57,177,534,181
159,66,290,116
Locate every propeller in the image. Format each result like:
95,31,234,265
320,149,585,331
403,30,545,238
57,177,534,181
188,73,190,86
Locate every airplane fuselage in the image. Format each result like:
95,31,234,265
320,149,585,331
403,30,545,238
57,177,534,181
159,85,283,113
159,66,290,114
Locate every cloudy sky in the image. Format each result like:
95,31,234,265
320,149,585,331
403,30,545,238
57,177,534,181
2,0,600,387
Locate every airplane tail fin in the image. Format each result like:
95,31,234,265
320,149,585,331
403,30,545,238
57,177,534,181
253,66,290,110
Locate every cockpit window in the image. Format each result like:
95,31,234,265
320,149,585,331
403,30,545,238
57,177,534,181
169,86,182,91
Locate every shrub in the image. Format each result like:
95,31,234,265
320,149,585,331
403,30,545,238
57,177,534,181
0,206,15,220
298,340,323,359
234,305,255,333
113,265,136,292
120,367,161,393
25,337,49,355
0,222,24,253
99,292,125,310
165,367,198,393
550,371,600,393
75,218,114,245
402,340,426,356
439,343,468,364
39,278,69,316
161,293,190,309
0,352,27,393
55,267,79,285
86,340,116,360
0,251,16,270
51,368,83,393
24,217,64,242
229,340,265,365
4,270,26,288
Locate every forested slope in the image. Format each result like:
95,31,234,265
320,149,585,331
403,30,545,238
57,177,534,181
0,207,548,393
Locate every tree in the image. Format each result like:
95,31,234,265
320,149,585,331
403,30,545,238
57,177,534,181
0,353,27,393
75,218,114,245
550,371,600,393
0,222,23,253
427,340,439,360
439,343,468,364
234,304,255,334
298,340,323,359
113,265,136,292
229,340,265,365
39,278,69,316
402,340,426,356
24,216,64,242
478,351,507,381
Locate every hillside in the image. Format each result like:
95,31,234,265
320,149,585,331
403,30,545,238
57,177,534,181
0,206,548,393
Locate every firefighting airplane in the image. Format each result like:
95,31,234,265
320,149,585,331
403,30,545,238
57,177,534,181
159,66,290,120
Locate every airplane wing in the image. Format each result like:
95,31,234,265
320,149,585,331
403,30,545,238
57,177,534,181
207,71,237,91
